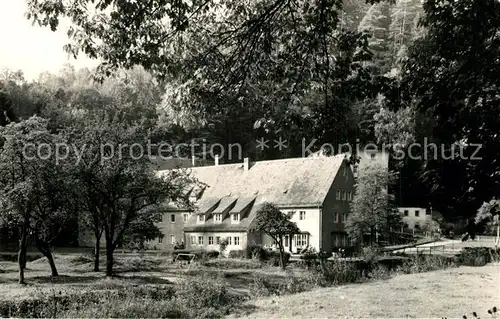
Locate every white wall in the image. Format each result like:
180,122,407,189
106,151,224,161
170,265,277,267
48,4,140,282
280,208,321,252
398,207,432,229
352,149,389,178
185,232,247,253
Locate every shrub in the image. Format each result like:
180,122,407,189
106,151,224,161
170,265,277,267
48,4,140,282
246,245,266,260
171,249,219,261
173,242,185,250
174,275,233,317
396,255,457,274
318,251,333,260
457,247,499,266
362,246,380,263
266,250,291,267
0,280,236,319
319,261,362,285
114,256,162,272
368,264,392,280
299,251,317,268
219,238,228,255
250,271,323,297
203,258,262,269
228,250,246,259
250,273,280,297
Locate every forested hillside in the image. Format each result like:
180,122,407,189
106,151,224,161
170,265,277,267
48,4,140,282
2,0,499,228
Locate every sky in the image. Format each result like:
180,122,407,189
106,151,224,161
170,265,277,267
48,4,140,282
0,1,100,81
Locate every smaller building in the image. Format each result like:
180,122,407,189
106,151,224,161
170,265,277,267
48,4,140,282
398,207,433,230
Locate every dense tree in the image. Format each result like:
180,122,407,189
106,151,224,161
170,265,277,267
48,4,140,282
70,115,195,276
358,2,393,74
0,82,16,126
122,209,164,251
346,164,402,244
398,0,500,221
0,117,75,282
26,0,393,159
250,202,300,269
475,200,500,249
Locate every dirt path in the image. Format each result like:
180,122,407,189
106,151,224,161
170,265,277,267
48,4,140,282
229,263,500,318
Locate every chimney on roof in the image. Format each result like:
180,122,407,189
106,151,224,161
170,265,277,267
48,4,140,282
215,155,219,166
244,157,249,171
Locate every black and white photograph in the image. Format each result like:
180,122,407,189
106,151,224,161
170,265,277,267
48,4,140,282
0,0,499,318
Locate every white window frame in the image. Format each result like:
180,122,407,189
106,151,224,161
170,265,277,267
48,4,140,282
415,210,420,217
190,236,196,244
158,236,163,243
232,213,240,223
170,214,176,223
198,236,204,245
284,235,289,247
227,237,232,245
234,237,240,246
336,190,341,200
214,213,222,222
299,211,306,220
294,234,307,247
343,213,348,223
198,215,205,223
208,236,214,245
183,213,189,222
171,235,175,244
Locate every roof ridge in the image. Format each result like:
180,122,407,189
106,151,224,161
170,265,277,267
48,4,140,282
246,155,346,165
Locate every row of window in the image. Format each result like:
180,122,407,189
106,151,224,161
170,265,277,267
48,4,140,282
403,210,431,217
190,235,241,246
161,213,241,223
336,190,353,201
153,235,178,244
283,234,309,247
197,213,240,223
161,213,190,223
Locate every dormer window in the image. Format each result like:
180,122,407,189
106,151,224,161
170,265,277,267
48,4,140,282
198,215,205,223
232,213,240,223
214,213,222,223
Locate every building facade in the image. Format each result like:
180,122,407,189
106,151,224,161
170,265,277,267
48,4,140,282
398,207,433,230
158,155,355,253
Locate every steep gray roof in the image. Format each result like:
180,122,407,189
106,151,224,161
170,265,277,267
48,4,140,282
159,155,347,232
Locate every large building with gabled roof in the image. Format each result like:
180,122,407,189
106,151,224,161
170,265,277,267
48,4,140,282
155,154,355,253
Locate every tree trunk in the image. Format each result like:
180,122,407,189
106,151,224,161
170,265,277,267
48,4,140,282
46,252,58,277
278,241,285,270
94,235,101,272
495,223,499,250
18,225,28,285
105,241,114,277
36,240,58,277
